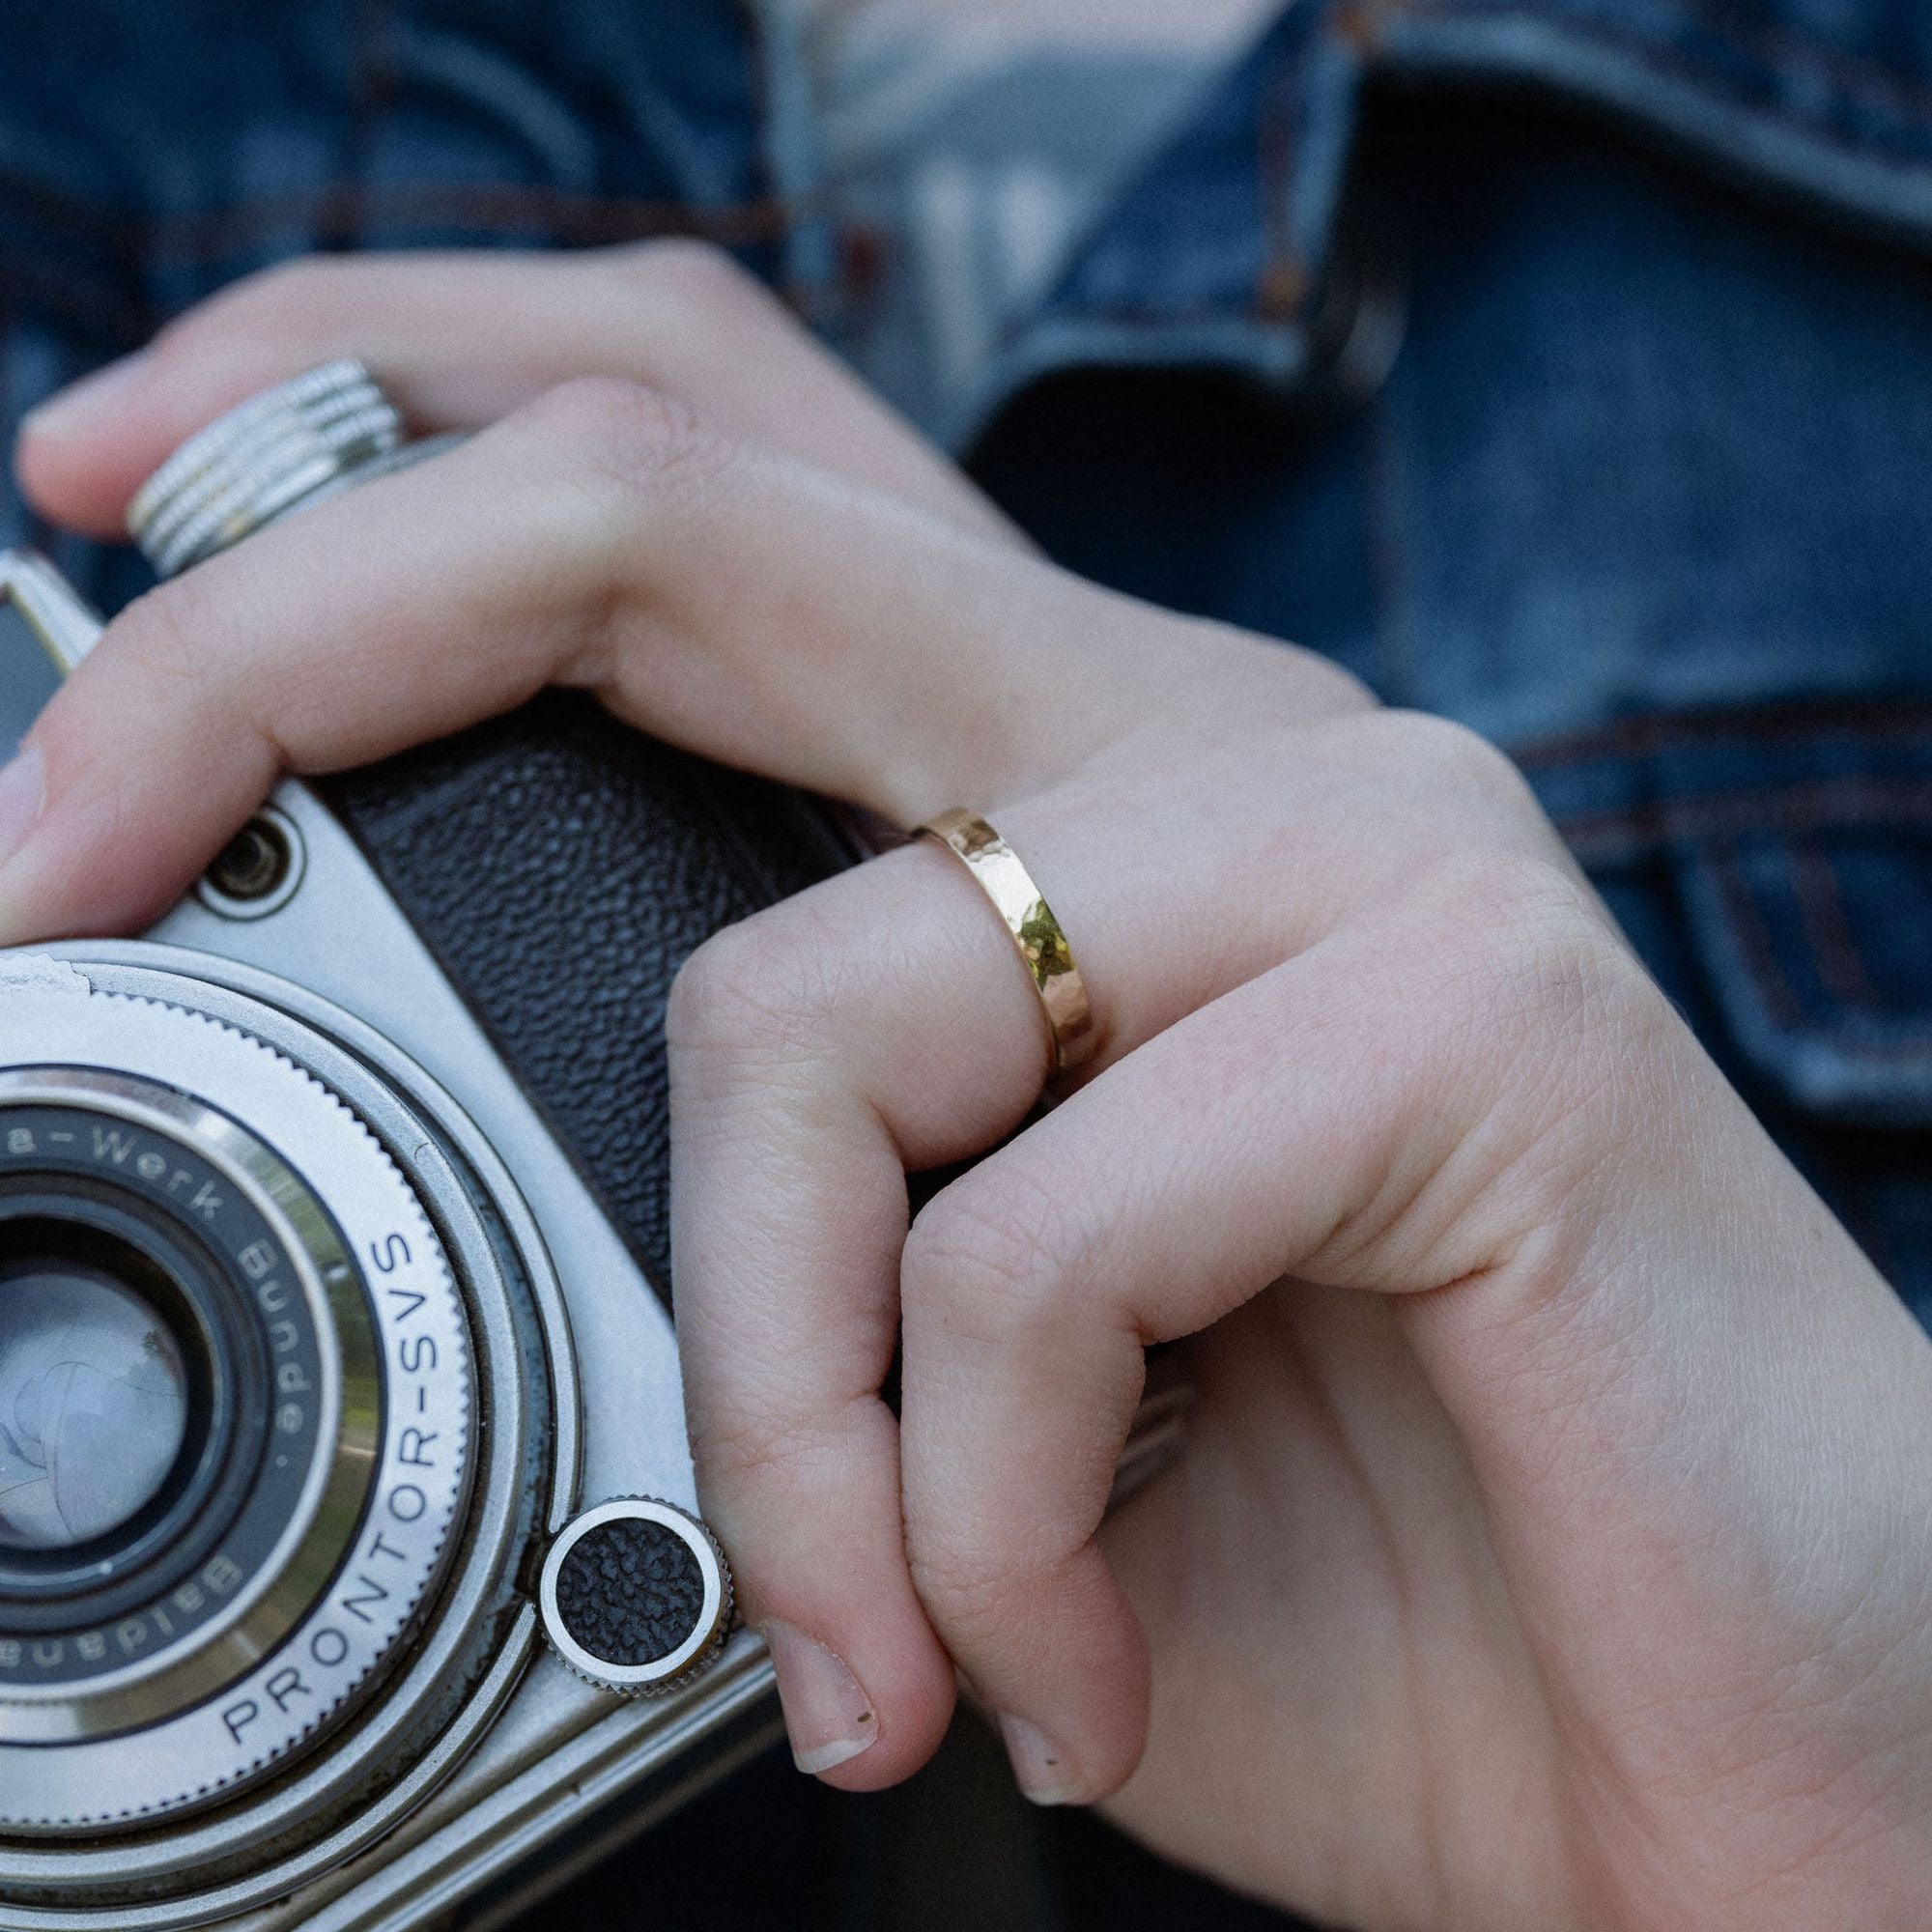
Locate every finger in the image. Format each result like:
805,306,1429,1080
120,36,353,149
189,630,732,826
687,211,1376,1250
891,870,1620,1803
931,874,1932,1837
668,817,1300,1791
0,377,1354,943
668,758,1423,1793
669,843,1056,1788
16,242,1012,542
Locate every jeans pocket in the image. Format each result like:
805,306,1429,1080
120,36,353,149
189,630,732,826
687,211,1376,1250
1521,702,1932,1128
1677,823,1932,1125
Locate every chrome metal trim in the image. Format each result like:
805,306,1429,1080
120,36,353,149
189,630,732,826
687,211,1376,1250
0,977,475,1838
194,805,309,923
0,552,101,672
0,958,541,1896
0,1635,781,1932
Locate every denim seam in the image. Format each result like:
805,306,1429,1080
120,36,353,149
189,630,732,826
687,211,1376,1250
1661,0,1932,136
1513,700,1932,768
1402,0,1932,148
1551,778,1932,853
1785,837,1884,1013
1015,5,1344,340
1258,10,1307,304
992,0,1932,420
1708,838,1804,1031
1702,844,1932,1060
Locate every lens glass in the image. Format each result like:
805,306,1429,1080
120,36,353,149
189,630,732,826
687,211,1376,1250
0,1265,189,1552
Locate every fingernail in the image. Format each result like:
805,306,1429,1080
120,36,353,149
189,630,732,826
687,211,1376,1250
997,1712,1079,1805
0,746,45,876
20,351,154,442
759,1619,879,1776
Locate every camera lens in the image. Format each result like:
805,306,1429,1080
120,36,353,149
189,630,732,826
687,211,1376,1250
0,988,481,1848
0,1260,189,1554
0,1207,227,1609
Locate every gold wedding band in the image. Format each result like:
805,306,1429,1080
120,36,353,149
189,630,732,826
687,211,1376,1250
915,808,1096,1078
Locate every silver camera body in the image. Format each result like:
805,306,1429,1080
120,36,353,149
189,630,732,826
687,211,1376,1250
0,372,782,1931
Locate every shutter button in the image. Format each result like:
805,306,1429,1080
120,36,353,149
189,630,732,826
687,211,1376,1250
538,1499,734,1695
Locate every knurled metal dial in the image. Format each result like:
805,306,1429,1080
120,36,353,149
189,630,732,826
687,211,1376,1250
128,359,403,579
538,1498,734,1696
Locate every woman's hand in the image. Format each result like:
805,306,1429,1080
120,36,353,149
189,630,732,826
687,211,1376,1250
15,246,1932,1932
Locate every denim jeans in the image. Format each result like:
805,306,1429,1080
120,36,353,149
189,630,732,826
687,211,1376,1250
5,4,1932,1926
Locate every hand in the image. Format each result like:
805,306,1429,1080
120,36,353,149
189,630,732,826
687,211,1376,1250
16,246,1932,1932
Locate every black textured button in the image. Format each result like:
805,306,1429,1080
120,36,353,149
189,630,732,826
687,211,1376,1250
538,1499,733,1695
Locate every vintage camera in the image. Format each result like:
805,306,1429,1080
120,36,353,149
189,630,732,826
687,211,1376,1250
0,364,861,1930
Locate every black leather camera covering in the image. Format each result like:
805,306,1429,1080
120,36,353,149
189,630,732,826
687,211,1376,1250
325,694,856,1310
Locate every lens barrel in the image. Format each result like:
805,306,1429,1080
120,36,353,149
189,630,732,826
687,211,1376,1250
0,975,476,1832
0,1071,385,1747
0,1104,339,1671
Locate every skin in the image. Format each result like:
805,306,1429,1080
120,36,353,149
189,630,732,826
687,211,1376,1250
12,243,1932,1930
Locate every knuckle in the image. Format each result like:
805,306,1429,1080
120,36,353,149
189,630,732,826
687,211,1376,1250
1273,639,1378,715
1428,841,1579,921
1311,853,1661,1278
1364,709,1538,810
1435,847,1605,961
1161,620,1378,733
902,1168,1075,1344
688,1402,850,1492
903,1515,1094,1665
904,1535,1033,1638
101,577,282,767
520,373,733,502
1415,849,1645,1052
616,237,773,318
667,919,793,1056
666,901,848,1062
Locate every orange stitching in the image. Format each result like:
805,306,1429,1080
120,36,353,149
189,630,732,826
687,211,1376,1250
1787,836,1884,1011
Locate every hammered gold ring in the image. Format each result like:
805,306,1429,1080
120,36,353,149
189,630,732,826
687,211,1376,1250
915,808,1097,1078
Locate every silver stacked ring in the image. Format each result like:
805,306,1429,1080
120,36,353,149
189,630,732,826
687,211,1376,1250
128,358,406,579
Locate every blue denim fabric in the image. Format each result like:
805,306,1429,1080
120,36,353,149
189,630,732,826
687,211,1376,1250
965,0,1932,420
2,0,799,612
3,5,1932,1925
960,14,1932,1326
